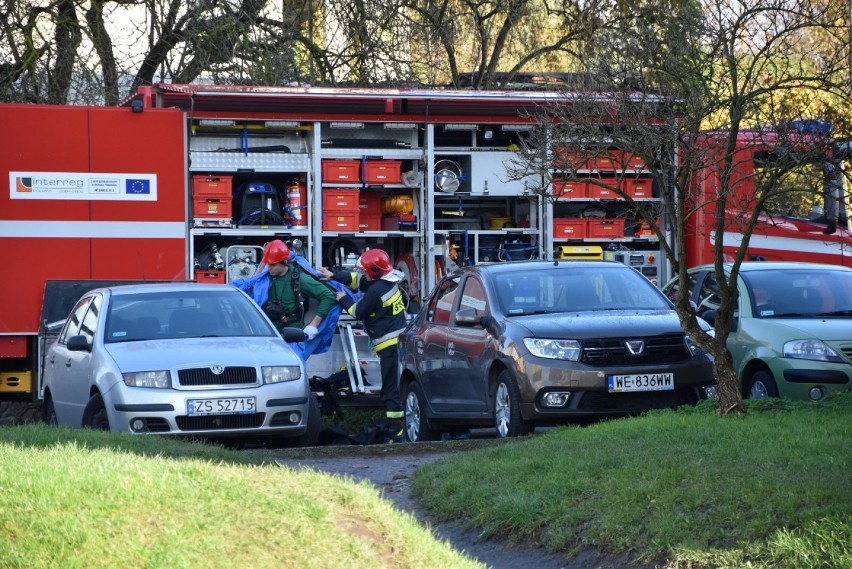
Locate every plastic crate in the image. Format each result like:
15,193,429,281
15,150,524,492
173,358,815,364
192,197,232,218
364,160,401,184
553,218,587,238
588,181,619,200
588,219,625,239
552,180,588,199
194,270,226,284
322,160,361,182
323,188,360,211
323,211,359,231
192,175,233,197
622,177,653,198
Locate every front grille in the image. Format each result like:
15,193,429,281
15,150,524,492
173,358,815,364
176,413,266,431
582,334,689,366
838,344,852,362
577,388,699,413
177,366,257,387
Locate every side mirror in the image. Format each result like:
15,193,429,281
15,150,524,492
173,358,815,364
454,308,490,328
281,328,308,343
66,335,92,352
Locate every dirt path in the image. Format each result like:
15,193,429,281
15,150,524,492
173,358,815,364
268,441,607,569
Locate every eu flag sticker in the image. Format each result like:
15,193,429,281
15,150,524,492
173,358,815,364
125,179,151,194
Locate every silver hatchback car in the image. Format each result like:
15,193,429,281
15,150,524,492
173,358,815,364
41,282,319,447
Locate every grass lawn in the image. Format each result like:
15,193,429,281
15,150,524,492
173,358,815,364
411,394,852,568
1,393,849,568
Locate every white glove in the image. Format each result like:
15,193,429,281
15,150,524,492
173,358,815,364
303,325,319,340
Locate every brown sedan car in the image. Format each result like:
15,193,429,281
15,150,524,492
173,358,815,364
398,260,716,442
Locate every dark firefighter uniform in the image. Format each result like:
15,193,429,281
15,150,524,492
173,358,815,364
330,270,407,431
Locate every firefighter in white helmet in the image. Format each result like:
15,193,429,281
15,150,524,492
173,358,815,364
317,249,407,442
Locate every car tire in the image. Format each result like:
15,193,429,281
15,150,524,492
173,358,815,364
494,371,533,438
278,395,321,448
42,394,58,426
746,369,780,399
81,393,110,430
404,381,439,443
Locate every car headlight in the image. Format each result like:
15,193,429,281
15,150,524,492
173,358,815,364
783,340,844,363
123,371,171,388
263,366,302,384
523,338,581,361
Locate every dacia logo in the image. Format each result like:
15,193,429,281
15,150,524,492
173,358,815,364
211,365,225,375
625,341,645,356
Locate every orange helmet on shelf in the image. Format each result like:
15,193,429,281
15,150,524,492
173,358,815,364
261,240,291,265
356,249,393,280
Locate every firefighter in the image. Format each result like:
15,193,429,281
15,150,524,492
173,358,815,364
317,249,407,442
232,240,338,359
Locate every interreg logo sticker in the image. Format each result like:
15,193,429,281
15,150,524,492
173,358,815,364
10,172,157,201
126,179,151,194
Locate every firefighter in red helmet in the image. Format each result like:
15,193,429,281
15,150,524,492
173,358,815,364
317,249,408,442
234,239,336,344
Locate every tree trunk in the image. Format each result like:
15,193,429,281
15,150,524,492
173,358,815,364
712,350,746,415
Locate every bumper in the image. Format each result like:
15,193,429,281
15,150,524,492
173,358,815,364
768,358,852,400
516,354,716,421
104,381,312,438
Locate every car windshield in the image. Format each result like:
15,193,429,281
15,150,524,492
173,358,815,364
494,265,671,315
744,269,852,318
104,289,277,343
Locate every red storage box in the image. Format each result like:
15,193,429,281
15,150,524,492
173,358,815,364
192,175,233,197
194,270,226,284
588,181,620,200
323,211,359,231
323,188,360,211
622,177,653,198
588,219,625,239
358,192,383,231
192,197,232,218
553,180,588,199
364,160,402,184
553,218,587,239
322,160,361,182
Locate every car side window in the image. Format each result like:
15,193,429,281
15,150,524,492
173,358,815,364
697,273,721,312
664,272,699,302
428,277,460,324
455,277,487,318
78,295,102,344
59,297,92,344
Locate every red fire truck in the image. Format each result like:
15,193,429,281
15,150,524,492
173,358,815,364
1,84,849,408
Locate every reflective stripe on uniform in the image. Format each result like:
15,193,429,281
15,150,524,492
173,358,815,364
373,334,400,352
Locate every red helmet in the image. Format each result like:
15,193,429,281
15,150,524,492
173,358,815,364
357,249,393,279
261,240,291,265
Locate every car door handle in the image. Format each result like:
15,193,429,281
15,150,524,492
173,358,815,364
65,360,72,368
